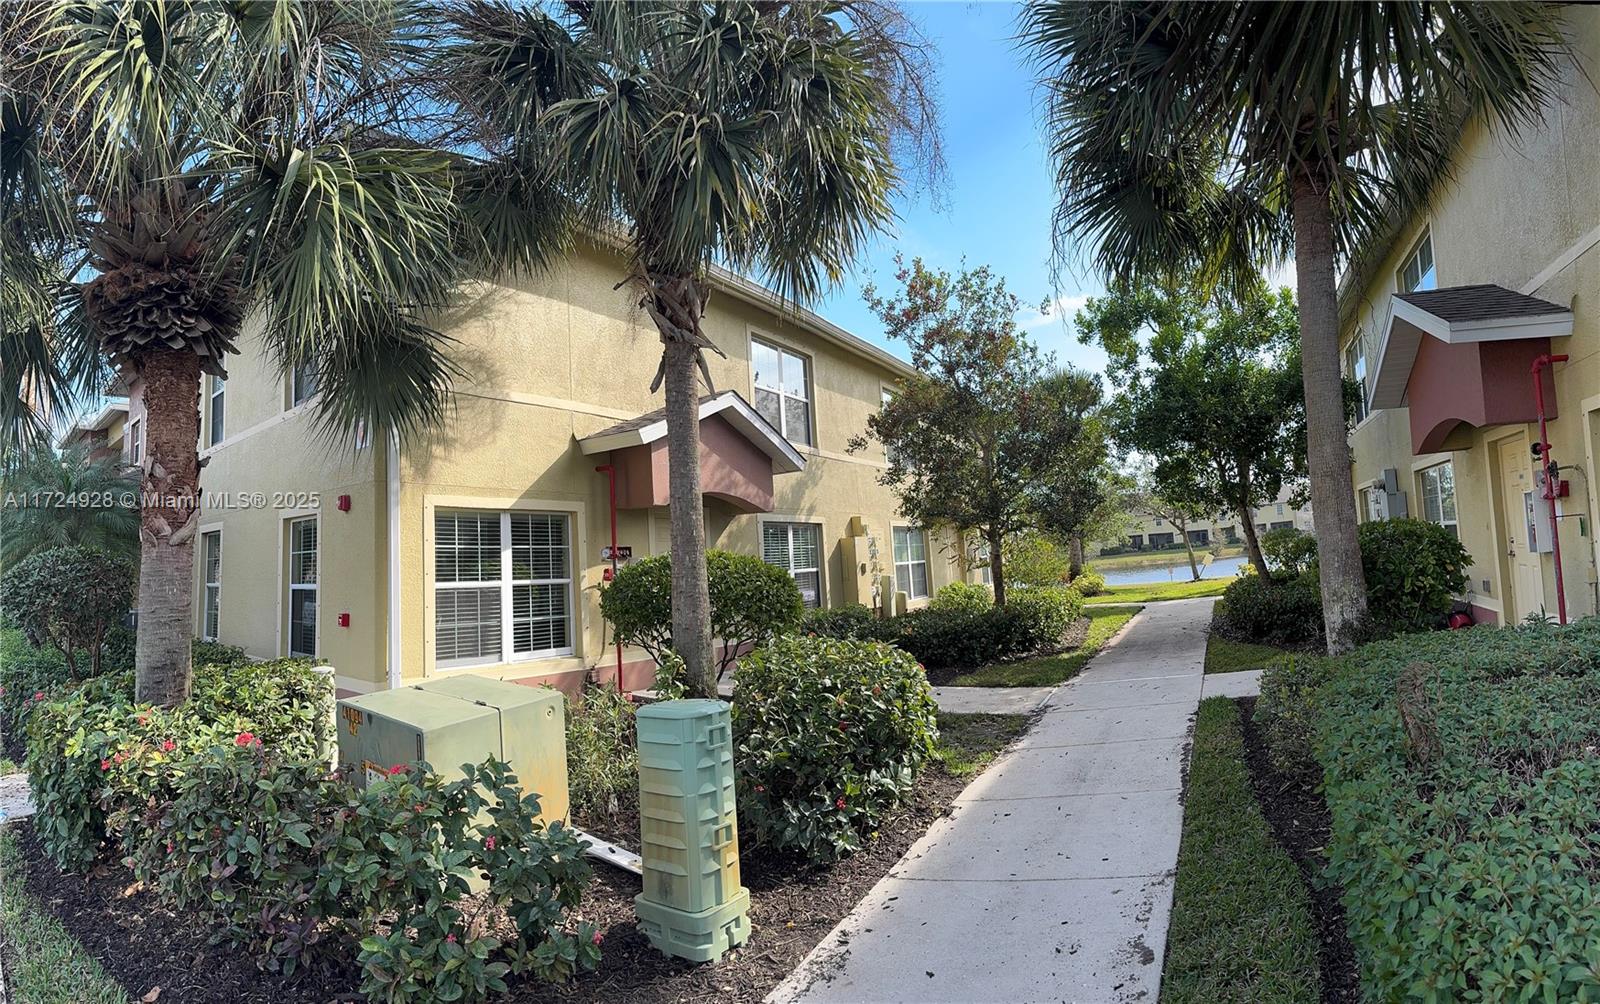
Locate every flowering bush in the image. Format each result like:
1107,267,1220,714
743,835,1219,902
733,635,939,863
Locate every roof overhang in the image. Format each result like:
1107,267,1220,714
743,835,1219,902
577,390,805,474
1370,285,1572,409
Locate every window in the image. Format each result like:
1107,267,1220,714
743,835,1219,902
1344,334,1369,423
128,417,142,465
208,376,225,446
751,337,812,446
762,522,823,608
1398,231,1437,293
201,530,221,641
434,510,572,667
291,360,319,408
1419,462,1458,538
892,526,929,599
1276,504,1285,516
287,518,317,657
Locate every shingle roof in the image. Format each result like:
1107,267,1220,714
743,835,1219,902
583,394,723,440
1395,284,1569,323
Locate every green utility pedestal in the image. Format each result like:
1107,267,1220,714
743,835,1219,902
633,699,750,963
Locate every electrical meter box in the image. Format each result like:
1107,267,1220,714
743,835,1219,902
633,699,750,963
336,676,569,825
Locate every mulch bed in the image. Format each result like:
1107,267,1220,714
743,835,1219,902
10,766,976,1004
1235,697,1361,1004
922,614,1091,686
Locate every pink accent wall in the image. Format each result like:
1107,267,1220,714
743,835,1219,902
1406,334,1556,454
610,414,775,513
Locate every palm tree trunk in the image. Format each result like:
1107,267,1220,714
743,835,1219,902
659,335,716,698
1291,170,1370,653
986,525,1006,606
133,348,202,706
1238,504,1269,578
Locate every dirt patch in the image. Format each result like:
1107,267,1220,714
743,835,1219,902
922,615,1091,686
12,765,978,1004
1235,697,1361,1003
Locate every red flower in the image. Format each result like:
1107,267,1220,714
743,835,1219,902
838,721,849,731
137,712,150,725
414,803,426,814
161,740,176,753
835,797,847,810
387,764,407,776
445,933,457,944
113,751,126,764
591,929,604,946
754,784,765,793
32,691,45,702
484,836,496,850
234,731,257,747
99,758,111,771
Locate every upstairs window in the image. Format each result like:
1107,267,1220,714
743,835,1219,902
752,337,812,446
1419,462,1458,538
892,526,929,600
762,521,823,608
128,417,143,465
208,376,225,446
1398,231,1436,293
1345,333,1369,423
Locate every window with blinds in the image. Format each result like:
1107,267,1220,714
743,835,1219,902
435,510,573,667
287,518,317,657
892,526,929,599
762,522,823,608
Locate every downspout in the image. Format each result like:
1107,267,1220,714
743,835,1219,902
1531,354,1569,625
386,430,402,689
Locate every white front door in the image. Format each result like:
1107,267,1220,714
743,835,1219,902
1497,437,1545,623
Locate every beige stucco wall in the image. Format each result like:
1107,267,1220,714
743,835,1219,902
1341,6,1600,622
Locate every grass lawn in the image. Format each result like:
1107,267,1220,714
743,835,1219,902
1162,697,1321,1003
1204,635,1304,675
943,605,1142,687
1085,577,1230,604
0,828,129,1004
933,712,1032,777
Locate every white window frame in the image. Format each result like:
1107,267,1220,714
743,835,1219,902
1345,332,1369,424
287,516,318,658
1418,462,1459,538
290,360,319,409
750,335,813,446
200,528,222,641
433,509,575,669
892,525,930,600
1398,230,1437,293
208,375,225,446
762,521,824,609
128,416,143,465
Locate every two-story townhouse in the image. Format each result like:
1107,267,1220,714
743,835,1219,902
1092,485,1314,555
142,242,972,696
1338,7,1599,625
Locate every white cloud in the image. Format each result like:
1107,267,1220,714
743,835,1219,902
1264,257,1297,292
1018,292,1092,331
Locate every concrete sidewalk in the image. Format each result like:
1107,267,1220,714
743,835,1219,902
770,598,1215,1004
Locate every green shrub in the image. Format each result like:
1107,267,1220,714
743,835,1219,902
192,637,251,667
1354,518,1469,635
732,636,939,862
929,581,993,613
1071,568,1106,597
0,629,72,751
565,685,638,824
1006,585,1083,649
0,546,133,680
1213,573,1323,647
1253,654,1334,774
600,550,804,671
801,603,899,642
1001,532,1072,588
1311,620,1600,1001
1260,527,1317,576
25,658,332,871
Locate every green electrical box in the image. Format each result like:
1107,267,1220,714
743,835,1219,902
336,676,569,825
633,699,750,963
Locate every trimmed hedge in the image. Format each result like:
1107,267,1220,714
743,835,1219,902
1303,620,1600,1000
1071,568,1107,597
806,586,1084,669
929,581,993,613
732,635,939,863
1213,573,1323,647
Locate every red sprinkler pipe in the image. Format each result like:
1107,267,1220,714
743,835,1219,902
1530,354,1569,625
595,464,625,692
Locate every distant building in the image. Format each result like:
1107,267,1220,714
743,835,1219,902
1090,486,1314,555
59,399,131,464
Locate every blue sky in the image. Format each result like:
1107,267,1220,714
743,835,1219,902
808,2,1115,378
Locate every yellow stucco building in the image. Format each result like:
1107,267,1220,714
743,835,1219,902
137,245,970,695
1339,7,1600,625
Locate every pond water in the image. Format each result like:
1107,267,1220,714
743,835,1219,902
1100,553,1247,586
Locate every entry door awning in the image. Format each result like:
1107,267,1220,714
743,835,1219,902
1369,284,1572,454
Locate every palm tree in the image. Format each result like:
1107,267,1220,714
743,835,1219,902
1,442,140,565
441,1,941,696
2,1,567,704
1021,2,1571,652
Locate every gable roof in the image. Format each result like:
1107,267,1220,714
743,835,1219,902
575,389,807,474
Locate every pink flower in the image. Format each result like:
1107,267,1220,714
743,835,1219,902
387,764,407,776
445,933,457,944
835,797,847,810
32,691,44,702
591,930,604,946
161,740,176,753
113,751,126,764
100,758,111,771
754,784,765,793
234,731,257,747
484,836,496,851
